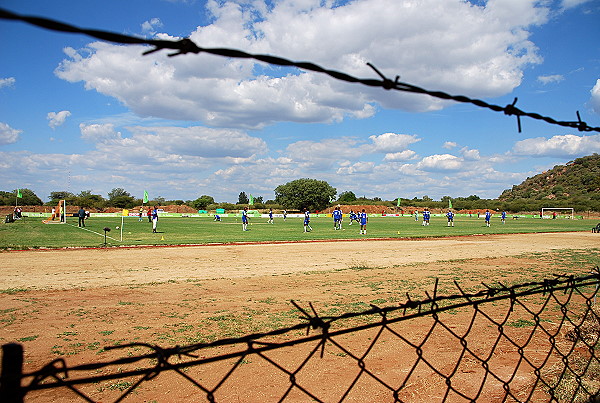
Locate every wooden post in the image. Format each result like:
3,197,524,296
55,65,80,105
1,343,24,402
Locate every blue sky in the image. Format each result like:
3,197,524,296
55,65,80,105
1,0,599,203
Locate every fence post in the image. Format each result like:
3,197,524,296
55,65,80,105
1,343,24,403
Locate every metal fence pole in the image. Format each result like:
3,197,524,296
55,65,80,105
1,343,24,403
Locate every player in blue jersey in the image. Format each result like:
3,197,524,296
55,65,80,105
242,207,249,231
333,206,343,230
446,210,454,227
359,209,368,234
501,211,506,224
422,208,430,226
349,210,359,225
485,210,492,227
213,214,221,221
268,208,274,224
303,208,312,232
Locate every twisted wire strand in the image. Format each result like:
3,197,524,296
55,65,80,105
1,7,598,133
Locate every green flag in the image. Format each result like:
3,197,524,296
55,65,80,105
143,190,149,204
448,199,453,209
397,197,401,207
17,189,22,198
249,194,254,205
329,196,335,203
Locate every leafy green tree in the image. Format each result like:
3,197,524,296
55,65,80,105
238,192,249,205
108,188,130,200
107,188,135,208
6,188,43,205
49,191,75,205
338,191,357,203
76,190,105,209
275,178,336,211
191,195,215,210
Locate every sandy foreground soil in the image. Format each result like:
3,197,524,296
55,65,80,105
1,232,599,402
2,232,598,290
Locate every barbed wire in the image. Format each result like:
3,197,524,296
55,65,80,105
1,7,598,134
6,268,598,402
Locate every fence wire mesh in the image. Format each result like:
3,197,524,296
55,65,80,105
2,269,600,402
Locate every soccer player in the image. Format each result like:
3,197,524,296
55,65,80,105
349,210,359,225
213,214,221,221
485,209,492,227
333,206,343,230
446,210,454,227
242,207,249,231
268,208,274,224
501,211,506,224
283,210,287,221
414,210,419,221
359,209,368,235
303,208,312,232
151,206,159,233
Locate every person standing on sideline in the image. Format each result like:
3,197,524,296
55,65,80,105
268,208,274,224
501,211,506,224
485,209,492,227
242,207,249,231
138,207,144,222
283,210,287,221
303,208,312,232
78,206,86,227
147,207,152,223
446,210,454,227
414,210,419,221
359,209,368,235
152,206,159,233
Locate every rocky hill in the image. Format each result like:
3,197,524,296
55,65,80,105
499,154,600,202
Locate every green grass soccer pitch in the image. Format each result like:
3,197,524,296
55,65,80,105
0,214,595,249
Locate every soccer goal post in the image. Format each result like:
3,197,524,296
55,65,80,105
541,207,574,219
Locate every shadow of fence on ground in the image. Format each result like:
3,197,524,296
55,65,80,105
2,269,600,402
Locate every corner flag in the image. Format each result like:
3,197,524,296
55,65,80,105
249,194,254,205
143,190,149,204
17,189,22,198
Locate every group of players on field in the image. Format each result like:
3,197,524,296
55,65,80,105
239,206,507,232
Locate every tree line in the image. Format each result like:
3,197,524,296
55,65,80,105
1,177,599,212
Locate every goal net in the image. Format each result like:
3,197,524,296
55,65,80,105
541,207,574,219
43,200,67,224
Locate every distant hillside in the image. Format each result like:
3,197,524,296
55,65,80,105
499,154,600,205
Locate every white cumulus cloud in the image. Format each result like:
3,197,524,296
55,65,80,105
537,74,564,85
513,134,600,157
141,18,163,34
0,122,21,145
0,77,15,89
417,154,463,171
369,133,421,153
590,79,600,115
55,0,549,128
80,123,122,142
47,110,71,129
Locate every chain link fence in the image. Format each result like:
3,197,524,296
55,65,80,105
2,270,599,402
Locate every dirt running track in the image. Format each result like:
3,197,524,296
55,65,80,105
2,232,598,290
1,232,599,403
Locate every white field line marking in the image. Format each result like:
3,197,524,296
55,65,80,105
67,223,120,242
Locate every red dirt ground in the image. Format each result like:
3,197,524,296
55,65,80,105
1,232,598,402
